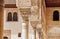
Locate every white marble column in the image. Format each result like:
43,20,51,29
34,27,36,39
22,22,29,39
22,22,26,39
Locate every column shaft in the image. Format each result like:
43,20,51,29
22,21,29,39
26,22,29,39
34,27,36,39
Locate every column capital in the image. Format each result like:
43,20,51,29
30,21,38,28
20,8,31,21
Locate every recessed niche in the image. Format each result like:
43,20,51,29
53,10,59,21
4,36,8,39
18,33,21,37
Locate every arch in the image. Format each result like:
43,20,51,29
7,12,12,21
53,10,59,21
13,12,18,21
4,36,8,39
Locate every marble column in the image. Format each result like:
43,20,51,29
38,32,42,39
22,21,29,39
22,22,26,39
0,0,4,39
20,8,30,39
26,22,29,39
30,21,38,39
34,28,36,39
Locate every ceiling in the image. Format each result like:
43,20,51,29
45,0,60,7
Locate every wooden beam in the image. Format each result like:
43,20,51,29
5,4,17,8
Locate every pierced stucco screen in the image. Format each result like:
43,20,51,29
48,27,60,36
48,27,60,39
4,0,16,4
17,0,31,8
